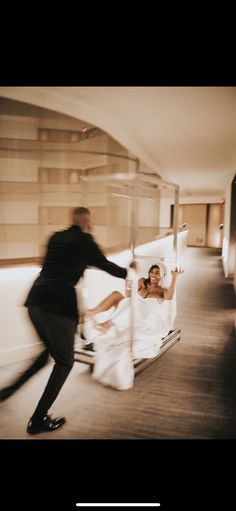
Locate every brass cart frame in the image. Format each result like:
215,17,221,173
73,151,181,376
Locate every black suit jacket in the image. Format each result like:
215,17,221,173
25,225,127,322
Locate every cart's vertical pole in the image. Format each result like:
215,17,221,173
130,158,139,354
130,158,139,259
173,185,180,267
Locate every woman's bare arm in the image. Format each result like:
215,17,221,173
138,278,150,298
138,278,146,290
163,267,184,300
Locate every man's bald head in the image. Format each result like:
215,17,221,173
72,207,92,233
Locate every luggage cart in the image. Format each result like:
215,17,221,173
74,328,181,375
73,152,181,378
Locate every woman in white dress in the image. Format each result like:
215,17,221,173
84,265,183,351
83,264,183,390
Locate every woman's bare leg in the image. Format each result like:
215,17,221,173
95,319,113,332
85,291,124,318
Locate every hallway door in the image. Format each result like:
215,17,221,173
207,203,224,248
179,204,207,246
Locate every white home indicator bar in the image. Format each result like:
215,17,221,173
76,505,161,508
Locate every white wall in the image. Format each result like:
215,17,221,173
0,266,43,365
179,195,223,204
159,198,172,228
0,202,38,224
222,173,234,278
0,158,39,182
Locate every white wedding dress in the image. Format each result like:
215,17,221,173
83,292,176,390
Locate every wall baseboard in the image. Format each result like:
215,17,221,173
0,343,43,367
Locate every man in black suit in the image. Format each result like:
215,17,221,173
0,207,134,434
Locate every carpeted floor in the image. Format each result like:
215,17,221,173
0,247,236,439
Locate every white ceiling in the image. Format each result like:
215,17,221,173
0,86,235,196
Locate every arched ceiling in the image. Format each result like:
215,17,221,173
0,86,235,196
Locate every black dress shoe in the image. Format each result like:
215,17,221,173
27,414,66,434
83,342,94,352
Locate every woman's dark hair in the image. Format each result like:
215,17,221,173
143,264,160,287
